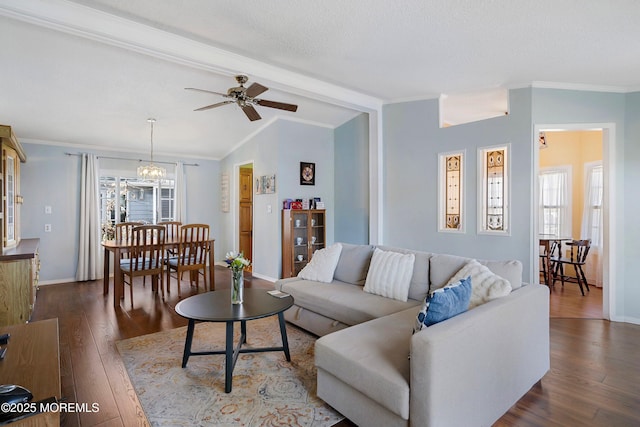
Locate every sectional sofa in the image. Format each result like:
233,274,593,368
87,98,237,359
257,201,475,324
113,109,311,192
275,243,550,427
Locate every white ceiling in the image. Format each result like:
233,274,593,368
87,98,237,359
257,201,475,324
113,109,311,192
1,0,639,159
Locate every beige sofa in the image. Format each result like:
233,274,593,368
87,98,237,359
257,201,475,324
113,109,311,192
275,243,550,427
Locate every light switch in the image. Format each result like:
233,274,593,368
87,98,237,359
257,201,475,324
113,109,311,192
267,204,272,214
44,224,52,232
45,205,52,214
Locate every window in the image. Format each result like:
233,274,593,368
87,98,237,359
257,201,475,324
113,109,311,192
478,144,510,235
99,176,175,239
582,163,603,247
538,167,571,237
438,151,465,232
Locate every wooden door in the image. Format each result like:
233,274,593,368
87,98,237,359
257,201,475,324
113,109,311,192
239,167,253,269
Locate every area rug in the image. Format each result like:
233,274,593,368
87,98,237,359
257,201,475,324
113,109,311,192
116,317,344,427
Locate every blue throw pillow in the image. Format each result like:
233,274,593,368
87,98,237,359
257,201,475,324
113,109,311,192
414,276,472,332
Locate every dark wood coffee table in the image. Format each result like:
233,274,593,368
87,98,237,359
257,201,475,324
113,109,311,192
174,288,294,393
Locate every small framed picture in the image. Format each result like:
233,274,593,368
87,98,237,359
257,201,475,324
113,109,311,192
300,162,315,185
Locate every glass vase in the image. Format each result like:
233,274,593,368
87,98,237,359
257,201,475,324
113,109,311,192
231,269,244,304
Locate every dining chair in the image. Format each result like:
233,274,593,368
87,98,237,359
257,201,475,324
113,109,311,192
158,221,182,241
115,221,146,285
551,239,592,295
539,239,560,287
120,225,166,307
165,223,210,297
115,221,144,243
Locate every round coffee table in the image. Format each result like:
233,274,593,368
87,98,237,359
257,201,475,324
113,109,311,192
174,288,294,393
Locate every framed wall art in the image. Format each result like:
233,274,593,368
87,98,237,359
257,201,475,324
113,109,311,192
255,174,276,194
300,162,315,185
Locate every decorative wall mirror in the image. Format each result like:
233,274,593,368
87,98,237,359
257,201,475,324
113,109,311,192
478,144,510,235
438,150,465,232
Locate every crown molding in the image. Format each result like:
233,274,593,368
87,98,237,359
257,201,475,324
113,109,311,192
0,0,383,113
20,137,221,161
531,81,629,94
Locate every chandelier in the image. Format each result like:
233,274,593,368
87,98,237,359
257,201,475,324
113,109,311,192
138,118,166,180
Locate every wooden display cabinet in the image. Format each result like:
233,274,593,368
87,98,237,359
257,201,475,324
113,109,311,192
282,209,326,278
1,124,27,252
0,238,40,326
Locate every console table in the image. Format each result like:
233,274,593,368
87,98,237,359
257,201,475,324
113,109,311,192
0,319,61,426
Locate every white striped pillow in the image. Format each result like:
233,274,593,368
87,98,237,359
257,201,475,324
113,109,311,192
363,248,415,302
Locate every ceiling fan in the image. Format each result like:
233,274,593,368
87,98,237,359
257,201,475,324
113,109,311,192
185,75,298,121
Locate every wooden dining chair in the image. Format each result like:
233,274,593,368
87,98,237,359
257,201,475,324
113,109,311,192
551,239,592,295
120,225,166,307
158,221,182,241
165,224,210,297
539,239,560,287
115,221,143,240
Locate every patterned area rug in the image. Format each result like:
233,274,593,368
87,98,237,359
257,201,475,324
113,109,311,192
116,317,343,427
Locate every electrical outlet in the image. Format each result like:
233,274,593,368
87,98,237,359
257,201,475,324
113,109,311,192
44,224,52,232
267,204,272,213
45,205,52,214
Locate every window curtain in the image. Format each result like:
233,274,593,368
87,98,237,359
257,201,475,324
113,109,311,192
538,169,570,237
174,161,186,223
76,153,102,281
581,164,603,287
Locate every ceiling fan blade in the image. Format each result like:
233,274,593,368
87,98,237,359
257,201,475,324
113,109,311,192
185,87,228,97
242,105,262,121
245,82,269,98
194,100,234,111
256,99,298,112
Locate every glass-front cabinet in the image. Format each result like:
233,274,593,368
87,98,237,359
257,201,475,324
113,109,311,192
281,209,326,278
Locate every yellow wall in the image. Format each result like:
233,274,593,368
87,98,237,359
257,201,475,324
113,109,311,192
539,130,602,239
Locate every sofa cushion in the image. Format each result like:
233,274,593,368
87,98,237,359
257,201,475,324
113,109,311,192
279,279,420,326
333,243,375,285
297,243,342,283
414,276,472,332
316,306,420,420
429,253,523,291
447,259,512,309
364,248,415,302
377,245,433,301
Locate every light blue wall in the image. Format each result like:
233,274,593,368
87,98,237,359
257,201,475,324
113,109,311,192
20,142,220,283
219,119,334,280
334,113,369,244
382,88,533,278
624,92,640,322
531,88,635,322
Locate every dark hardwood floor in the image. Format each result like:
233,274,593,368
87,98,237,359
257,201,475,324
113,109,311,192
31,270,639,426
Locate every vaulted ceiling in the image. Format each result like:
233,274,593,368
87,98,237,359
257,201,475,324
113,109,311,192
1,0,639,159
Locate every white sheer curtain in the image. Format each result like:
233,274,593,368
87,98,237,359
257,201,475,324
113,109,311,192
539,168,571,237
174,161,187,223
581,163,603,287
76,153,102,281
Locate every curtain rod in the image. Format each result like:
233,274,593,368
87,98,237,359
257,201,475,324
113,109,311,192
65,152,198,167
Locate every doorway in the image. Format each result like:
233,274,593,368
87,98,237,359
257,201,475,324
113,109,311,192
533,124,615,320
238,163,253,271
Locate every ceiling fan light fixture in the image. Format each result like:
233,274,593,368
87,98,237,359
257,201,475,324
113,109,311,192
138,118,166,180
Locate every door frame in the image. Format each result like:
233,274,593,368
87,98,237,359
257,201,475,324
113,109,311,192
531,123,616,321
232,160,255,257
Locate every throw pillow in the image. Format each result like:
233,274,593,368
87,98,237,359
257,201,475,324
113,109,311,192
414,276,472,331
363,248,415,302
447,259,512,309
297,243,343,283
332,243,375,285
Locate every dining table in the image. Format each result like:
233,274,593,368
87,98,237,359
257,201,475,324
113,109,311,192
538,234,572,286
102,235,216,307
